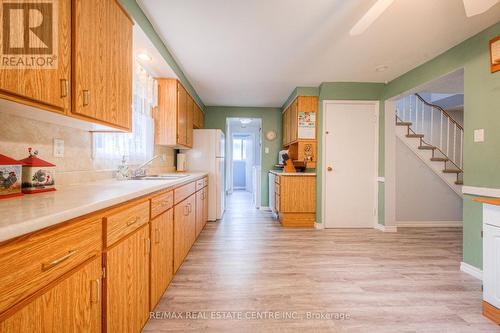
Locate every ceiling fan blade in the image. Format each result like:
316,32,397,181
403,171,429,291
350,0,395,36
463,0,500,17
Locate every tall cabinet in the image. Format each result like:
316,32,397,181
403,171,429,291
282,96,318,168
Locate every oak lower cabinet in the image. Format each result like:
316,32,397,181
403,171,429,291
72,0,133,130
0,0,71,114
195,186,209,238
150,209,174,310
173,194,196,272
0,256,102,333
105,225,150,333
274,174,316,227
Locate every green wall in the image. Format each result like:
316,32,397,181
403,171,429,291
316,82,386,225
282,87,320,109
119,0,205,110
381,22,500,269
204,107,283,207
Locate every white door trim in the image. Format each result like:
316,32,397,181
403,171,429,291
321,100,380,229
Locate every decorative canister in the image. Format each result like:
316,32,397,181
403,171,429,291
19,148,56,194
0,154,23,199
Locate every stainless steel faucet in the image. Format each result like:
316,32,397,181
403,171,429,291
131,155,162,178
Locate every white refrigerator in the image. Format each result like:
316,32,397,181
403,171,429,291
183,129,225,221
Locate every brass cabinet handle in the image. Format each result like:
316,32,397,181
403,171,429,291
184,205,189,216
60,79,68,97
327,166,333,172
91,278,100,304
83,90,90,106
145,238,151,255
155,228,160,244
41,250,77,271
127,217,140,226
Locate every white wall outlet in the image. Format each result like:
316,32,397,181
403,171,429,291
265,147,269,154
53,138,64,157
474,129,485,143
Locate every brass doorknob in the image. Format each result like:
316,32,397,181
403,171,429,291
327,166,333,172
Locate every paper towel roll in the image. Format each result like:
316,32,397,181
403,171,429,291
177,153,186,172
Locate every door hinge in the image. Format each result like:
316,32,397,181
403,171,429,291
481,230,483,238
102,267,106,279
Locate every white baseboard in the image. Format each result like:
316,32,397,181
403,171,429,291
460,262,483,280
374,223,398,232
462,185,500,198
396,220,463,227
259,206,271,211
314,222,324,230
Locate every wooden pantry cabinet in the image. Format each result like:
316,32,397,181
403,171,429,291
155,78,203,148
0,0,71,114
72,0,133,130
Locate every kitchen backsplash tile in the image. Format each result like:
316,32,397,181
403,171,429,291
0,113,175,187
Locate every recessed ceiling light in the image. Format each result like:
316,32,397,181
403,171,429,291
136,53,152,62
375,65,388,72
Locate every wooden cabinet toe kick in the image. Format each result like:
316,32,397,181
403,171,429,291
278,212,315,228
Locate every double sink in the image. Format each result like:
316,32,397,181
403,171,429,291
130,174,191,181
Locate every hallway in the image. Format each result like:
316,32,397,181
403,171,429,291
143,192,496,332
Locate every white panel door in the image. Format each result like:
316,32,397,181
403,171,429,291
483,223,500,308
324,101,378,228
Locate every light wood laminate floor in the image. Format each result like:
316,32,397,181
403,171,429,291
144,191,499,333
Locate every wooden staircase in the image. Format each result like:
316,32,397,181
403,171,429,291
396,116,464,187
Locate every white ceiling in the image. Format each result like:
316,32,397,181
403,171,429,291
138,0,500,107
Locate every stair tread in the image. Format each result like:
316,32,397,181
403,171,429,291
396,122,412,126
443,169,462,174
406,134,424,138
418,145,436,150
455,180,464,185
430,157,449,161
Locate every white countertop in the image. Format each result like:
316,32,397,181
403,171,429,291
269,170,316,176
0,173,207,243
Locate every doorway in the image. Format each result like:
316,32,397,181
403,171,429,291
323,100,379,228
226,118,262,208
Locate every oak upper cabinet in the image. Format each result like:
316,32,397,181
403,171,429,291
0,256,102,333
150,209,174,310
173,194,196,272
0,0,71,114
72,0,133,131
193,104,204,129
155,79,194,148
282,96,318,146
105,225,150,333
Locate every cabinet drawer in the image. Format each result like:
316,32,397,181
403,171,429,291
106,200,150,247
151,191,173,219
174,181,196,205
195,179,205,191
0,217,102,315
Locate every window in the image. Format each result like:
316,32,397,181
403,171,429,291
233,137,247,161
92,61,156,164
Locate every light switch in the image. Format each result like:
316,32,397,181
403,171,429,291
265,147,269,154
474,129,485,143
53,138,64,157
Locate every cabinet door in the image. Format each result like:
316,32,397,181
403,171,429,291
186,97,194,147
0,256,102,333
282,109,288,146
186,195,197,251
0,0,71,113
150,209,173,310
200,109,205,129
203,187,209,228
177,83,188,146
195,190,204,238
484,224,500,308
174,200,188,272
290,100,298,142
72,0,132,130
106,225,149,333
